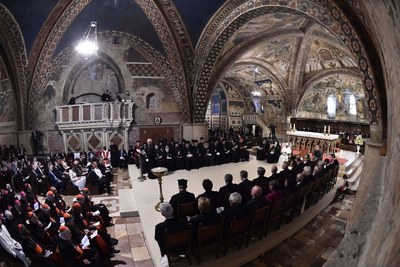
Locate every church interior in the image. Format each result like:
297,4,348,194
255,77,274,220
0,0,399,266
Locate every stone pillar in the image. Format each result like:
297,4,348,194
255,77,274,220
369,124,383,143
17,131,34,155
181,123,208,141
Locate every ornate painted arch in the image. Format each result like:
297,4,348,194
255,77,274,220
27,0,193,129
192,0,384,141
0,4,28,130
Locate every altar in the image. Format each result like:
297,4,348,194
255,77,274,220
287,131,339,155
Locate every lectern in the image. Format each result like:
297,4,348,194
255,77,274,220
151,167,168,211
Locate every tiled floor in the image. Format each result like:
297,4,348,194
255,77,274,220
243,195,354,267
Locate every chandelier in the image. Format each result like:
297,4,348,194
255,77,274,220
75,21,99,58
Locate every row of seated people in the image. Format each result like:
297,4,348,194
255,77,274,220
135,138,251,176
50,146,129,170
0,185,118,267
155,162,339,264
1,155,115,197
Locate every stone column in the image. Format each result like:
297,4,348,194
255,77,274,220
181,123,208,141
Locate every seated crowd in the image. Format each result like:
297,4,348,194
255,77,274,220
0,145,124,266
0,185,119,267
155,153,340,261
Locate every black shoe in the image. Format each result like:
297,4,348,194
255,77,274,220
112,249,120,254
110,238,118,245
109,253,115,258
106,222,115,227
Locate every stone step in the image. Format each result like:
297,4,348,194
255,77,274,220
119,188,139,217
348,165,363,185
338,154,363,179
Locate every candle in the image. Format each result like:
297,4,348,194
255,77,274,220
324,125,326,133
290,123,292,129
328,125,330,133
293,123,296,130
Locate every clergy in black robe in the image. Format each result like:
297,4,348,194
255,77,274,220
169,179,196,218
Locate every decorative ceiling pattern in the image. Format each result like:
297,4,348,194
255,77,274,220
0,0,386,136
243,37,296,82
191,0,381,127
223,13,306,53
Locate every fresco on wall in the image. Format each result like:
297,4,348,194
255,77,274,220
298,75,367,121
228,101,245,115
73,62,119,101
305,39,358,77
0,58,17,123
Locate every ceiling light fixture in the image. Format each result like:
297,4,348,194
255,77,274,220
76,21,99,58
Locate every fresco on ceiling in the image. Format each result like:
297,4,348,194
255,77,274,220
224,13,305,53
305,39,358,76
0,57,17,123
243,37,294,82
298,75,367,121
223,81,242,101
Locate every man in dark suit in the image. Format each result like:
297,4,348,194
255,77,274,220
295,173,306,191
268,165,280,182
197,179,221,199
238,170,254,203
293,156,305,174
219,174,239,196
312,145,323,161
253,167,268,186
237,170,253,190
244,185,267,212
154,202,188,256
169,179,196,217
303,166,314,185
222,192,244,237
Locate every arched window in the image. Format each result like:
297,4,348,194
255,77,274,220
349,94,357,115
327,94,336,118
146,93,158,109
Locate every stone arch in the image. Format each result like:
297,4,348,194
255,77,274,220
235,59,289,102
146,93,158,109
0,3,27,130
192,0,385,142
26,0,92,129
61,52,125,104
27,0,191,125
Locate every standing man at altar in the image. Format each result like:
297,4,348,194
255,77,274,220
268,122,277,139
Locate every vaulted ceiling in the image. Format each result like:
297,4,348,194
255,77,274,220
0,0,384,131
